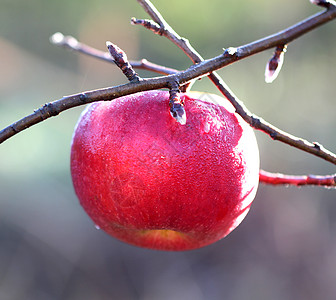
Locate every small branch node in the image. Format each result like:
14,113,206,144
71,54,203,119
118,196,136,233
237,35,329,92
180,37,191,48
106,41,141,83
10,124,20,134
270,131,278,140
180,81,195,93
265,44,287,83
79,93,88,103
37,103,59,120
131,17,164,35
168,81,186,125
251,115,261,128
223,47,238,58
310,0,336,8
313,142,322,150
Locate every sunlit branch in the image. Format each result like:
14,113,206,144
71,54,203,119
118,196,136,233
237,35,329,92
134,0,336,168
1,4,336,169
260,170,336,188
50,32,178,75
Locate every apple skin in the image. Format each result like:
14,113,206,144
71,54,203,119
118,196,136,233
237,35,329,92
70,91,259,251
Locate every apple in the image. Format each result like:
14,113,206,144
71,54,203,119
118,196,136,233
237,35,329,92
70,90,259,251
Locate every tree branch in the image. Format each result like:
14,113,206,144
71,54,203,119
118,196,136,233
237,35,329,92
106,41,141,83
133,1,336,166
259,170,336,188
50,32,178,75
1,4,336,170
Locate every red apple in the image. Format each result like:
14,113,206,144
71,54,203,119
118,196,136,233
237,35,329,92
70,90,259,251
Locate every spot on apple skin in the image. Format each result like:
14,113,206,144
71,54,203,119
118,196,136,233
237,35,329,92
139,229,185,240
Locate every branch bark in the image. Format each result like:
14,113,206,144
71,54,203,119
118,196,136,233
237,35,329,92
134,0,336,165
50,32,178,75
0,4,336,169
259,170,336,187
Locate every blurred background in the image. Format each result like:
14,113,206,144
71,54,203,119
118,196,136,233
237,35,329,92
1,0,336,299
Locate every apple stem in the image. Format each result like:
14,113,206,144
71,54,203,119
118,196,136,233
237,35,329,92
169,82,186,125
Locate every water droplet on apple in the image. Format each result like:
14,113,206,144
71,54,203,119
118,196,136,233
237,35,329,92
95,224,101,230
203,121,210,133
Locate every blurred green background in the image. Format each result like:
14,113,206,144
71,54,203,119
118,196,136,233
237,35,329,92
1,0,336,299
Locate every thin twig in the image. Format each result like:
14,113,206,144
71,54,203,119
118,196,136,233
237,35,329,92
1,5,336,169
259,170,336,188
106,41,141,82
134,0,336,166
50,32,178,75
265,45,287,83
